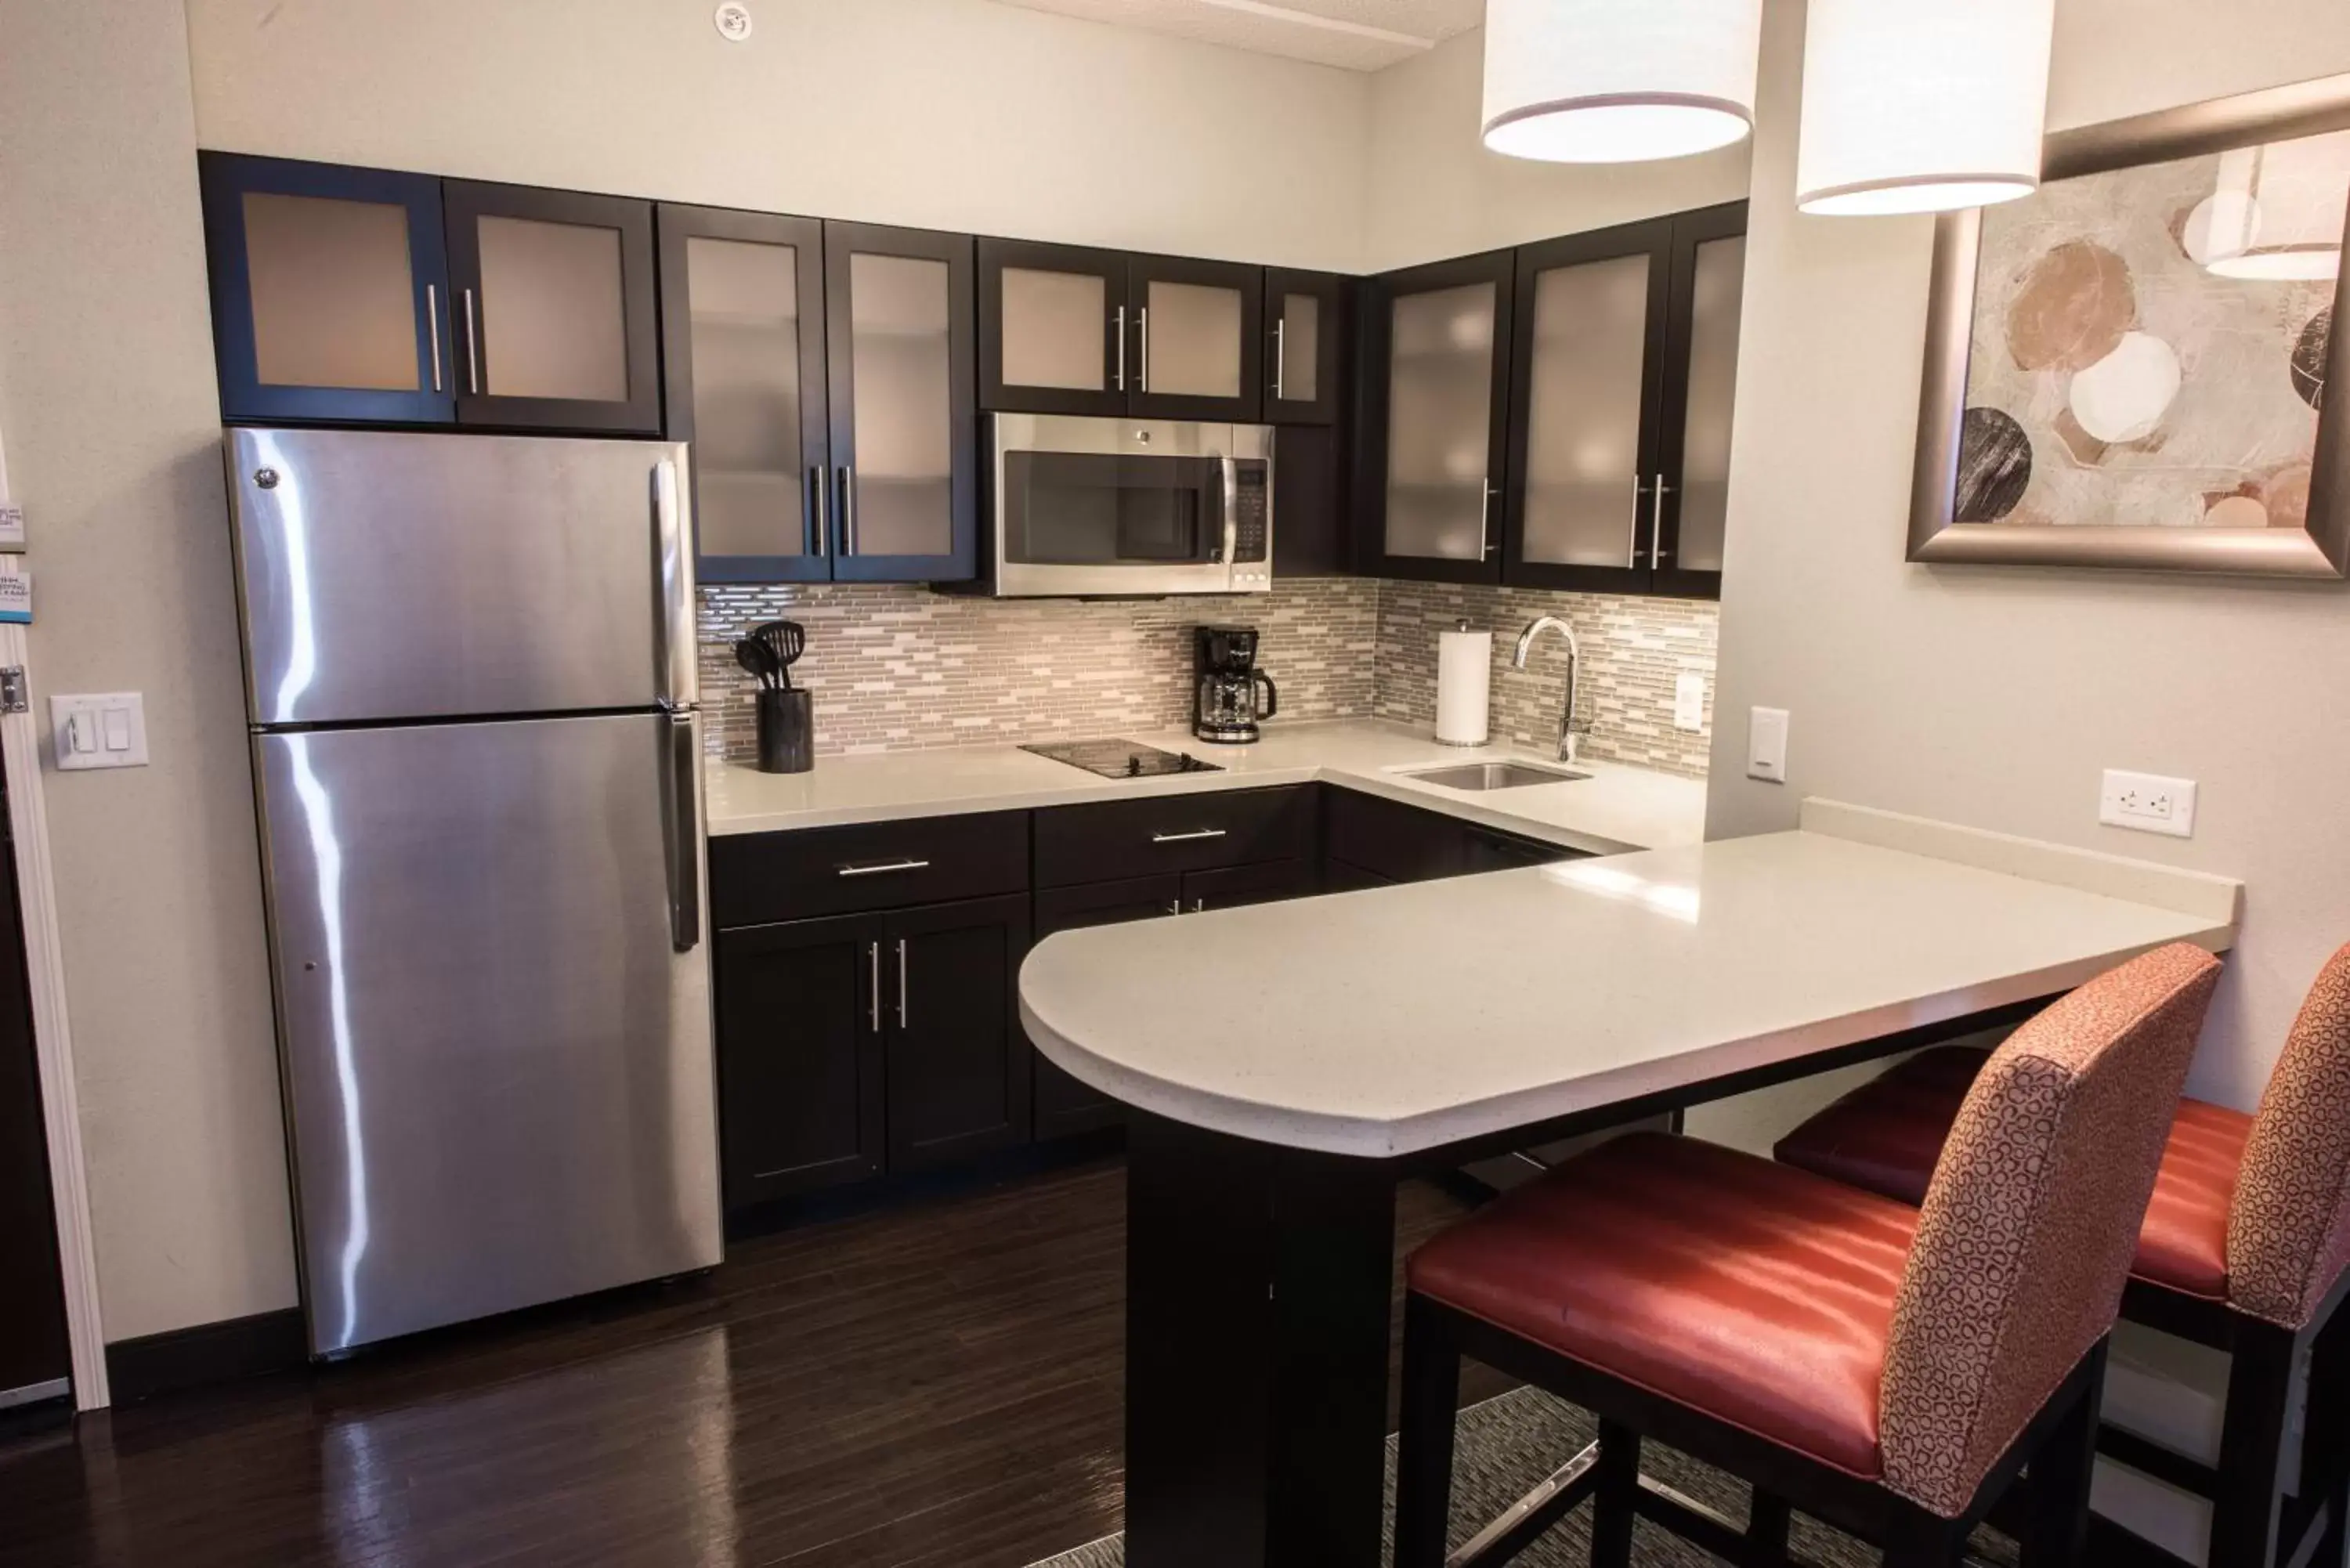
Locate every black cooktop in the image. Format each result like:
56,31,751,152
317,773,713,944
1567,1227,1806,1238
1021,739,1224,780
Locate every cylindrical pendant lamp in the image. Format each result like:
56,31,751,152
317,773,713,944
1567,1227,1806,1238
1796,0,2056,216
1482,0,1765,165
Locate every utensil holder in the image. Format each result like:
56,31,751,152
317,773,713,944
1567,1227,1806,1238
756,688,813,775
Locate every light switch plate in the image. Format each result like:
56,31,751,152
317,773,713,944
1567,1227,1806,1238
2100,768,2196,838
1747,706,1789,784
51,692,148,771
1674,673,1706,732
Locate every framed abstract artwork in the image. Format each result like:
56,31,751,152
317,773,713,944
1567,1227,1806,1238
1910,73,2350,576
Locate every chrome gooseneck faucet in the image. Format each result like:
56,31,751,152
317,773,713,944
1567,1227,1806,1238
1512,616,1592,765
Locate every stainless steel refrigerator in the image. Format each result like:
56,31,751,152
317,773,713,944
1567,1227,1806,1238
226,427,721,1357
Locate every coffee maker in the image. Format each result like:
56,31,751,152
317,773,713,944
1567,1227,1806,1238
1194,626,1278,744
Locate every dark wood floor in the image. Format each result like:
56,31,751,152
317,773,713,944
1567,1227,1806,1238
0,1154,1502,1568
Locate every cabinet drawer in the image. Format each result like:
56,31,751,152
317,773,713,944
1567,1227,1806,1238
710,811,1030,927
1034,786,1314,887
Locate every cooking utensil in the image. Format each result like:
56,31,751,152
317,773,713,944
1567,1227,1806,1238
734,637,779,692
754,620,805,692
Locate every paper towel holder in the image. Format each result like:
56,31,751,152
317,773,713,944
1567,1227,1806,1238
1434,619,1494,748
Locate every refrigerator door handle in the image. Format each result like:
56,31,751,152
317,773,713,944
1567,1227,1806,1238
653,459,692,706
666,711,702,952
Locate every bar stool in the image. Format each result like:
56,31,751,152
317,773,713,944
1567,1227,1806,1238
1394,943,2221,1568
1776,942,2350,1568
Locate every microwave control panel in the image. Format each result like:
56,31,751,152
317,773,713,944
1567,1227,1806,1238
1231,462,1270,565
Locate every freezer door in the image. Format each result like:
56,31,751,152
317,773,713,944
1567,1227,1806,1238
228,427,696,724
254,712,720,1354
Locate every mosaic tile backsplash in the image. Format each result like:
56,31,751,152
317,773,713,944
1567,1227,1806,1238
699,577,1719,779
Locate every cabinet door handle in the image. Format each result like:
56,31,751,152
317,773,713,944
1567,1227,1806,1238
425,284,443,393
1272,317,1286,402
1480,481,1497,559
1191,897,1206,913
896,938,909,1026
1138,305,1150,394
1166,899,1183,916
1151,829,1227,844
837,464,858,555
837,857,931,877
461,287,480,395
1651,475,1672,565
867,940,881,1033
808,466,829,558
1114,305,1126,392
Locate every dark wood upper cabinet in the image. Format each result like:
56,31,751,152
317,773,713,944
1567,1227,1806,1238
1362,204,1745,600
1500,215,1675,596
978,238,1130,418
1651,201,1748,601
200,152,455,428
660,203,833,583
1127,253,1263,423
1358,249,1517,584
979,245,1263,423
443,180,662,435
822,221,978,583
1264,268,1347,426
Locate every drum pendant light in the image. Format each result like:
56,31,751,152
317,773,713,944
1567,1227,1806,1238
1797,0,2056,215
1482,0,1765,164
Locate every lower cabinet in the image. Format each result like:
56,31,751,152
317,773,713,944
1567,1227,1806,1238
1029,856,1315,1136
717,892,1029,1211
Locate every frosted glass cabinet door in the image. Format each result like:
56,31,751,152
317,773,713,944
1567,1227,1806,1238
1264,267,1347,426
445,181,661,434
1655,211,1748,594
199,152,454,425
1366,250,1514,581
825,222,977,583
978,239,1127,417
1516,252,1659,571
1130,255,1263,422
660,204,832,581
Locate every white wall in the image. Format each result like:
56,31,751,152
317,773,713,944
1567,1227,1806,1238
185,0,1372,270
1702,0,2350,1155
0,0,291,1341
1363,26,1753,272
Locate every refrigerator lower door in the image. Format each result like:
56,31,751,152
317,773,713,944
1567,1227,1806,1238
227,427,696,726
254,712,719,1355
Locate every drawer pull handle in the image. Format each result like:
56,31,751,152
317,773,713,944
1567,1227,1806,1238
837,857,931,878
1151,829,1228,844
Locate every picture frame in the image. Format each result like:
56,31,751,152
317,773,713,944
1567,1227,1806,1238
1909,72,2350,576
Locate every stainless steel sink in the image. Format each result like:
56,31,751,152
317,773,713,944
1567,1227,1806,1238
1400,761,1591,791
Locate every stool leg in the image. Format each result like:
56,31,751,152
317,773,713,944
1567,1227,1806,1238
2305,1306,2350,1568
2211,1318,2297,1568
2019,1342,2103,1568
1590,1419,1640,1568
1881,1508,1963,1568
1394,1294,1461,1568
1744,1490,1791,1560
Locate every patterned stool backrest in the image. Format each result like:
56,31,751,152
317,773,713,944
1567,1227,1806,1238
1877,943,2221,1517
2229,943,2350,1328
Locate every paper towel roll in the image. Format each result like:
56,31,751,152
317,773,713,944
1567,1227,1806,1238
1435,626,1492,746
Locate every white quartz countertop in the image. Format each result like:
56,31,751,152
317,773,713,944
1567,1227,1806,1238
707,719,1709,856
1018,802,2243,1158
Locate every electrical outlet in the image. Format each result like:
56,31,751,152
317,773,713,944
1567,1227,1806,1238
1674,672,1706,732
2099,769,2196,839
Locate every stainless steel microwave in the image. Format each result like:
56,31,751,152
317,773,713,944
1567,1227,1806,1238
967,414,1273,598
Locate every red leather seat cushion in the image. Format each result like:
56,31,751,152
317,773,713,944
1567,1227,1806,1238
1775,1048,2250,1301
1408,1132,1917,1479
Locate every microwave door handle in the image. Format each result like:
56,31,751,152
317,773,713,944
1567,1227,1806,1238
1219,455,1238,574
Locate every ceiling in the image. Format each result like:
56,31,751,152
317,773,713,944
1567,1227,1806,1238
985,0,1486,71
